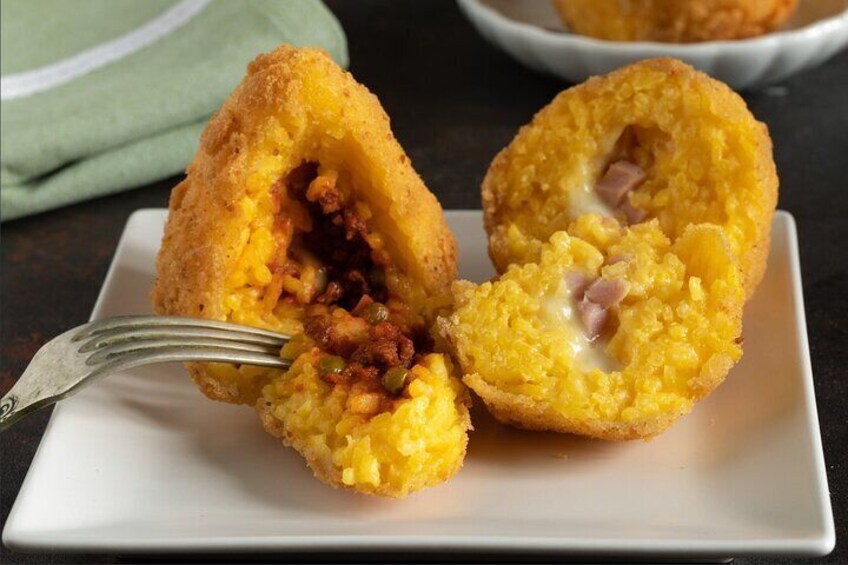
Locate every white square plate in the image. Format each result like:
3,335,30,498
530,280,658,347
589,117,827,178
3,209,835,559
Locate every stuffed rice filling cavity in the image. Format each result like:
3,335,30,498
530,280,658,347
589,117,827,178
237,158,467,496
442,215,745,439
226,157,434,402
483,58,778,297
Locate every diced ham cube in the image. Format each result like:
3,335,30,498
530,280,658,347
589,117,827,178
620,201,648,225
564,271,591,298
595,160,647,207
584,278,630,309
578,298,609,341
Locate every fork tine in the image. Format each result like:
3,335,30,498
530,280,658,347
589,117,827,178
77,325,287,353
85,337,285,366
90,347,291,378
73,316,289,342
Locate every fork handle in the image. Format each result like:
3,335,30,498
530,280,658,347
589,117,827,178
0,395,20,430
0,391,53,431
1,388,66,431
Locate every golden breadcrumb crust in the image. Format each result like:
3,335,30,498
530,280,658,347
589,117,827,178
440,217,744,440
553,0,798,43
257,352,471,497
483,58,777,298
153,46,457,404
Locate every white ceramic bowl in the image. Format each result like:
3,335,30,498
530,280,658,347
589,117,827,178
458,0,848,90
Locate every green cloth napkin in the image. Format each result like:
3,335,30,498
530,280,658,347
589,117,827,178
0,0,348,221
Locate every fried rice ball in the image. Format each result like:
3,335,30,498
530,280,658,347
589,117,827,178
153,46,457,405
153,46,469,496
483,58,777,297
552,0,798,43
258,337,470,497
439,215,744,440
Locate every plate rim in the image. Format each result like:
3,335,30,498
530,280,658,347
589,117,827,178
2,208,835,557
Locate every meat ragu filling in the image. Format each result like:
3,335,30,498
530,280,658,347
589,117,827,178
266,161,426,406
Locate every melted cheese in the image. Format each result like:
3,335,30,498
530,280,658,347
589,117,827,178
540,285,620,373
567,161,616,221
569,184,616,220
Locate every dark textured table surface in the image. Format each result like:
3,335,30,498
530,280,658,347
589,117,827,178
2,1,846,563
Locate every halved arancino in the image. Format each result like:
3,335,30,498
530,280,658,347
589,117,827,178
483,58,778,298
258,333,470,497
439,215,744,440
153,46,470,496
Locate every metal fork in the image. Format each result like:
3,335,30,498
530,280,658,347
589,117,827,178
0,316,292,431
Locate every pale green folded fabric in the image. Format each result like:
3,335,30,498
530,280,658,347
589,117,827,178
0,0,348,221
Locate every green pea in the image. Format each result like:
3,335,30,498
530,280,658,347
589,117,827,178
319,355,346,375
363,302,390,325
381,367,409,395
